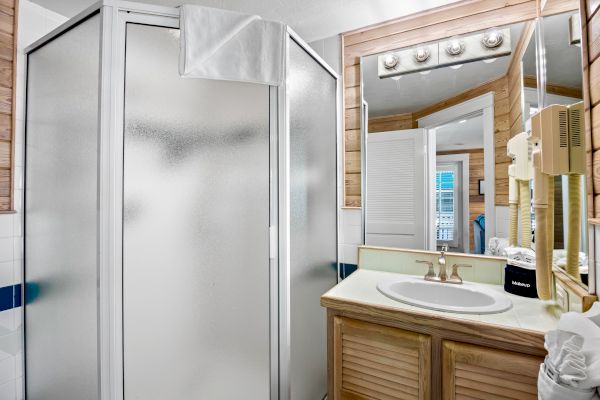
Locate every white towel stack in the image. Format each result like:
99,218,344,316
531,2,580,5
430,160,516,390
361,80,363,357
539,302,600,399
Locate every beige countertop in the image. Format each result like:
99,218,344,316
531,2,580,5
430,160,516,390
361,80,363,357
322,269,561,334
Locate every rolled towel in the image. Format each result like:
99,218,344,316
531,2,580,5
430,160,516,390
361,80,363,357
538,365,597,400
557,304,600,390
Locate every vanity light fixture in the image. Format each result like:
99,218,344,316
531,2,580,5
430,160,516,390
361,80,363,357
383,53,399,69
445,38,465,56
482,29,504,49
413,47,430,63
378,27,510,79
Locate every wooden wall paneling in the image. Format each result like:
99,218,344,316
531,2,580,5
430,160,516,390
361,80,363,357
345,129,361,152
341,0,538,206
343,2,538,66
541,0,581,15
344,0,533,47
590,58,600,106
583,0,600,219
368,112,415,133
0,0,15,212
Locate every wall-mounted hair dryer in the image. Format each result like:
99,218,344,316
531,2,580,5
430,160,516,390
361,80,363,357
507,132,533,248
530,101,584,300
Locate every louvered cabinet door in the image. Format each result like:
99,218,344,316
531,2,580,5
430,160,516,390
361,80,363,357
332,317,431,400
442,341,542,399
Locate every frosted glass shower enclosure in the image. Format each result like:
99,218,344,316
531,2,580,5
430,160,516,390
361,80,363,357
23,2,338,399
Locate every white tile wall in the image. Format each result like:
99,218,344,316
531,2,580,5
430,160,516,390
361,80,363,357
0,2,67,399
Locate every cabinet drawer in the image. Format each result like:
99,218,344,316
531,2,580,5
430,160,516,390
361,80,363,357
332,317,431,400
442,341,542,399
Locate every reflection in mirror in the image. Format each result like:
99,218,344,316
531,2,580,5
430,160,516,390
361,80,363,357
362,22,528,255
539,10,588,287
521,27,538,130
360,13,589,288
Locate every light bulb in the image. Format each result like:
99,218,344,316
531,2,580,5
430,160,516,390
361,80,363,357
483,58,497,64
383,54,399,69
482,29,503,48
413,47,430,63
392,75,402,80
420,70,431,75
458,119,467,124
450,64,463,70
445,38,465,56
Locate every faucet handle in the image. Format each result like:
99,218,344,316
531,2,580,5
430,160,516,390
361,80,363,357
416,260,436,279
449,263,471,283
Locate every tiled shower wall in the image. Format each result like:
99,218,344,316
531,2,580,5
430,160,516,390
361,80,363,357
0,2,66,398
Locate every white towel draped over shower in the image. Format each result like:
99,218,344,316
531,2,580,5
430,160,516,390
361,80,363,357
179,4,285,85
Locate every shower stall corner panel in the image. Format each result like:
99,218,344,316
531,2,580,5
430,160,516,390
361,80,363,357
24,12,102,400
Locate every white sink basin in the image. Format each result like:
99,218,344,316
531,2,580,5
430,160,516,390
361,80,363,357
377,276,512,314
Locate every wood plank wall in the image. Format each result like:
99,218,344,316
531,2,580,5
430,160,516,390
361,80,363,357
368,113,416,133
0,0,16,212
341,0,539,207
582,0,600,220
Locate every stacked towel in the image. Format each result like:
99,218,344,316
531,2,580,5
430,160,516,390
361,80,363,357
539,302,600,399
485,237,510,257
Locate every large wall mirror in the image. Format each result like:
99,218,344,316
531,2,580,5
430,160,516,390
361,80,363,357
360,7,590,288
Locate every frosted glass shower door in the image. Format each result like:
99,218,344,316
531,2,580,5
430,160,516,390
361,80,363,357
288,39,338,400
123,24,271,399
25,14,101,400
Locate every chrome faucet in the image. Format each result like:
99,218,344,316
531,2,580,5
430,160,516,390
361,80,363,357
438,244,448,281
416,244,471,284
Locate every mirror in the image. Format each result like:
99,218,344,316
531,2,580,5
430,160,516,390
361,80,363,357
360,13,589,287
539,10,588,287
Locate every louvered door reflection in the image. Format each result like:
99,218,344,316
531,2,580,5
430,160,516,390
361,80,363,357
332,317,431,400
442,341,542,399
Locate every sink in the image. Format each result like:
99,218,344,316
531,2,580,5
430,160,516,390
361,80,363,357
377,276,512,314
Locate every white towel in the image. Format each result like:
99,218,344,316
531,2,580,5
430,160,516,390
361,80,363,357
544,330,587,388
557,303,600,390
179,5,285,86
538,365,597,400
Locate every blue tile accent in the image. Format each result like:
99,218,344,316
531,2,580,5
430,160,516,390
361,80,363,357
340,263,357,280
0,284,21,312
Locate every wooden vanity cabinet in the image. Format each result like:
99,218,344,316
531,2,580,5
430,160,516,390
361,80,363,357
327,313,544,400
442,341,541,400
331,316,431,399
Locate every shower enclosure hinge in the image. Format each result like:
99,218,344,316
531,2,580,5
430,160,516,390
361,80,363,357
269,226,276,260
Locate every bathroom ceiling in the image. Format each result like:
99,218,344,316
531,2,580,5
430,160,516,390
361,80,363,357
30,0,461,42
435,115,484,152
